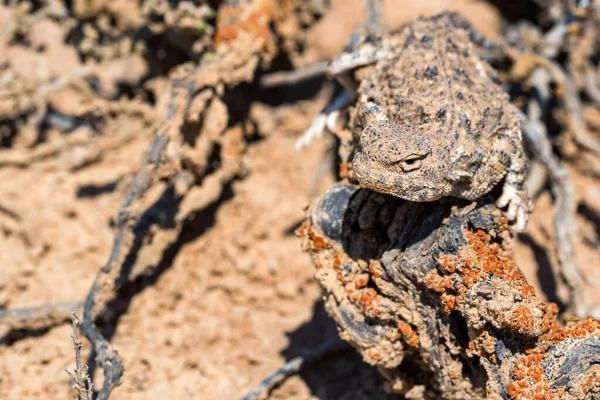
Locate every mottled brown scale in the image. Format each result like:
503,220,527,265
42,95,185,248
349,13,528,222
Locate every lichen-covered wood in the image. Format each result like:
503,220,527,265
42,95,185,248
299,183,600,399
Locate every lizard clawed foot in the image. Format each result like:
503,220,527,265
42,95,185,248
295,90,353,150
295,110,341,150
496,184,531,232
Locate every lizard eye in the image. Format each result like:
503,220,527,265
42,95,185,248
400,154,425,172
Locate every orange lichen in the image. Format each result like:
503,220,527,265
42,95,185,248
339,161,349,178
427,222,543,327
214,25,239,43
464,228,536,296
440,293,457,312
369,261,382,278
461,223,593,399
244,11,271,40
424,218,600,398
398,321,411,335
397,321,420,348
335,266,348,284
538,316,600,353
298,221,333,261
510,307,535,335
332,253,351,283
467,330,497,362
366,348,382,361
508,351,553,399
354,273,369,289
582,368,600,394
214,4,275,50
424,272,453,293
306,226,329,249
507,317,600,400
351,288,382,317
437,255,457,273
302,203,600,398
408,335,420,347
333,253,342,267
295,220,309,237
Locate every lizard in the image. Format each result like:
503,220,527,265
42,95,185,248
310,12,532,231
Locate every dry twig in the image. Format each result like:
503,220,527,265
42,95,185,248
521,110,588,314
80,75,194,400
260,61,328,88
0,301,82,332
241,340,349,400
523,68,589,316
363,0,382,35
64,313,93,400
546,61,600,154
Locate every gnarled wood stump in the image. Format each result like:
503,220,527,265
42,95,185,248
299,184,600,399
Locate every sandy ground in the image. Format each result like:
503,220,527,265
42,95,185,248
0,0,599,399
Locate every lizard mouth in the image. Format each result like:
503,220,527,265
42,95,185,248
353,157,444,202
396,187,443,202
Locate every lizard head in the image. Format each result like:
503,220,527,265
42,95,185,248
352,103,453,201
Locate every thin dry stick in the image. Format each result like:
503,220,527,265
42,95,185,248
0,301,83,332
260,0,383,89
260,61,328,88
240,340,349,400
546,61,600,153
0,301,81,320
526,160,547,199
65,313,93,400
80,77,194,400
584,66,600,107
363,0,382,34
505,21,599,153
521,96,588,316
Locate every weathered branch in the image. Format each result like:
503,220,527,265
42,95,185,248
75,3,329,397
521,87,589,317
80,76,194,400
546,61,600,154
300,183,600,399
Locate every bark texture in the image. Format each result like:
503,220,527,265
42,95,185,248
299,183,600,399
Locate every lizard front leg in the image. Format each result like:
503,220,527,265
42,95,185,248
296,40,389,150
496,130,531,232
295,90,353,150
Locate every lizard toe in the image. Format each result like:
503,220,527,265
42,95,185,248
496,185,530,232
296,114,327,150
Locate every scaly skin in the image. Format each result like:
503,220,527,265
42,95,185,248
345,13,530,231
